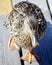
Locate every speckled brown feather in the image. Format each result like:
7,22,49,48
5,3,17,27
14,1,47,39
4,1,47,49
4,1,47,63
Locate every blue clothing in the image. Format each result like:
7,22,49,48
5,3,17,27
32,22,52,65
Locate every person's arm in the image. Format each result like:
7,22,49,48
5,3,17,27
30,46,40,62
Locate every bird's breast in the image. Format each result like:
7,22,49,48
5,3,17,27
14,32,33,49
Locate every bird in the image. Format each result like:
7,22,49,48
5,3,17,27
4,1,47,63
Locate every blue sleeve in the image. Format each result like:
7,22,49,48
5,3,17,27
32,22,52,64
31,45,40,62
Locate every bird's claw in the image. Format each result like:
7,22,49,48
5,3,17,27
21,51,34,63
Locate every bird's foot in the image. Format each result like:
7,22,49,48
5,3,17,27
21,51,35,63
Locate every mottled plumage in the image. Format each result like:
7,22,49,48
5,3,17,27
4,1,47,62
